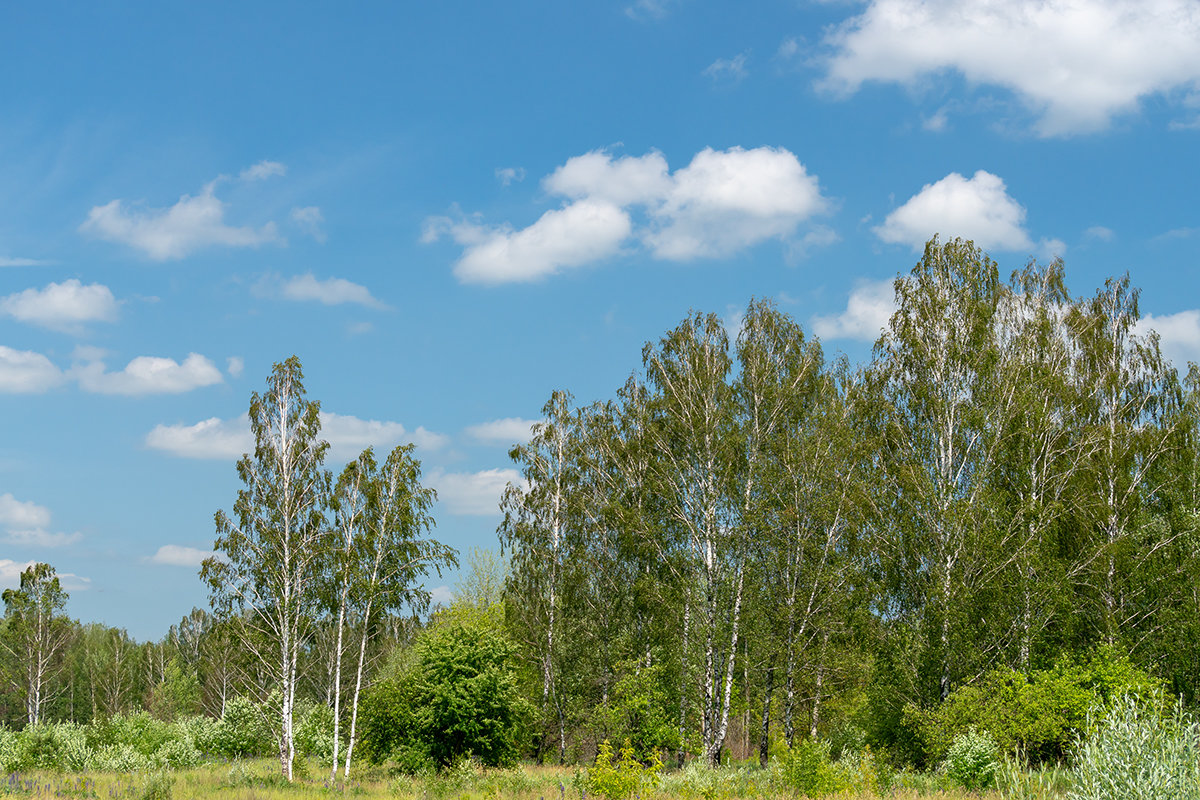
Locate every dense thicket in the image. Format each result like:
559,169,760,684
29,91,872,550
4,237,1198,776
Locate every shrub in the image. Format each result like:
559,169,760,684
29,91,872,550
152,738,201,769
775,738,847,797
19,723,91,771
581,739,662,800
88,712,174,758
913,648,1163,765
210,696,271,758
92,743,152,772
0,726,28,773
943,727,999,792
293,701,335,763
1069,693,1200,800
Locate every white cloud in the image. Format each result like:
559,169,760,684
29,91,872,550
646,147,827,259
0,346,65,393
434,200,633,284
495,167,526,186
465,417,542,446
875,170,1034,252
1137,310,1200,369
239,160,287,181
80,179,280,261
429,585,453,605
0,495,78,549
812,278,897,341
290,206,326,242
148,545,211,567
0,494,51,530
777,37,800,60
1085,225,1116,242
429,468,523,516
4,529,82,548
145,416,252,460
0,257,48,267
146,412,447,461
1,280,119,332
703,53,749,82
820,0,1200,136
432,146,829,283
0,559,35,589
320,412,449,461
278,274,386,309
74,352,224,396
226,356,245,378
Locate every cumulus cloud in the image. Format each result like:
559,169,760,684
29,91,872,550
1,280,119,332
812,278,897,341
290,206,326,242
145,416,252,460
430,200,633,284
80,178,280,261
820,0,1200,136
875,170,1035,252
145,412,447,461
0,495,80,549
429,468,523,516
0,346,65,393
465,417,542,446
74,352,224,396
226,356,245,378
1137,310,1200,370
148,545,211,567
429,585,453,605
277,273,387,309
429,146,828,283
0,559,34,589
0,494,52,530
239,161,287,181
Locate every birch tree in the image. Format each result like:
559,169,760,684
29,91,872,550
0,562,71,725
202,356,330,781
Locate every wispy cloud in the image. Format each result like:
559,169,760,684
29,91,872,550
80,169,282,260
239,160,287,181
290,206,326,242
703,53,749,83
147,544,211,567
275,273,387,309
465,417,542,446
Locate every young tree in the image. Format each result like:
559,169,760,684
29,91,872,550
0,563,72,725
201,356,330,781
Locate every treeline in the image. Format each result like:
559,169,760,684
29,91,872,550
499,237,1200,768
4,236,1199,778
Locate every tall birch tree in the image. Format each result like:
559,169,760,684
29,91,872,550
202,356,330,781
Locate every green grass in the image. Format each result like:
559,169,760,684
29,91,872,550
0,759,1014,800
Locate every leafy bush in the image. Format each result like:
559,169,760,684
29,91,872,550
92,743,152,772
88,712,174,758
580,739,662,800
151,738,201,769
0,726,27,773
1069,693,1200,800
19,723,91,771
293,701,335,763
911,648,1163,764
360,608,529,770
943,727,998,792
589,657,679,759
209,696,272,758
775,738,846,797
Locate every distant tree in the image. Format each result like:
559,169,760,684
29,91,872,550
201,356,330,781
1,563,72,725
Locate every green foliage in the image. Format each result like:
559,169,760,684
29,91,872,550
774,738,846,797
145,659,200,722
209,697,271,758
580,739,661,800
87,713,174,759
590,658,679,758
942,727,998,792
137,772,174,800
292,701,335,762
1069,693,1200,800
360,608,529,771
911,649,1164,764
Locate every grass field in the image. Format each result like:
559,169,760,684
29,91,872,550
0,759,1014,800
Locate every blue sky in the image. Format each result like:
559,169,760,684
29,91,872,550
2,0,1199,639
